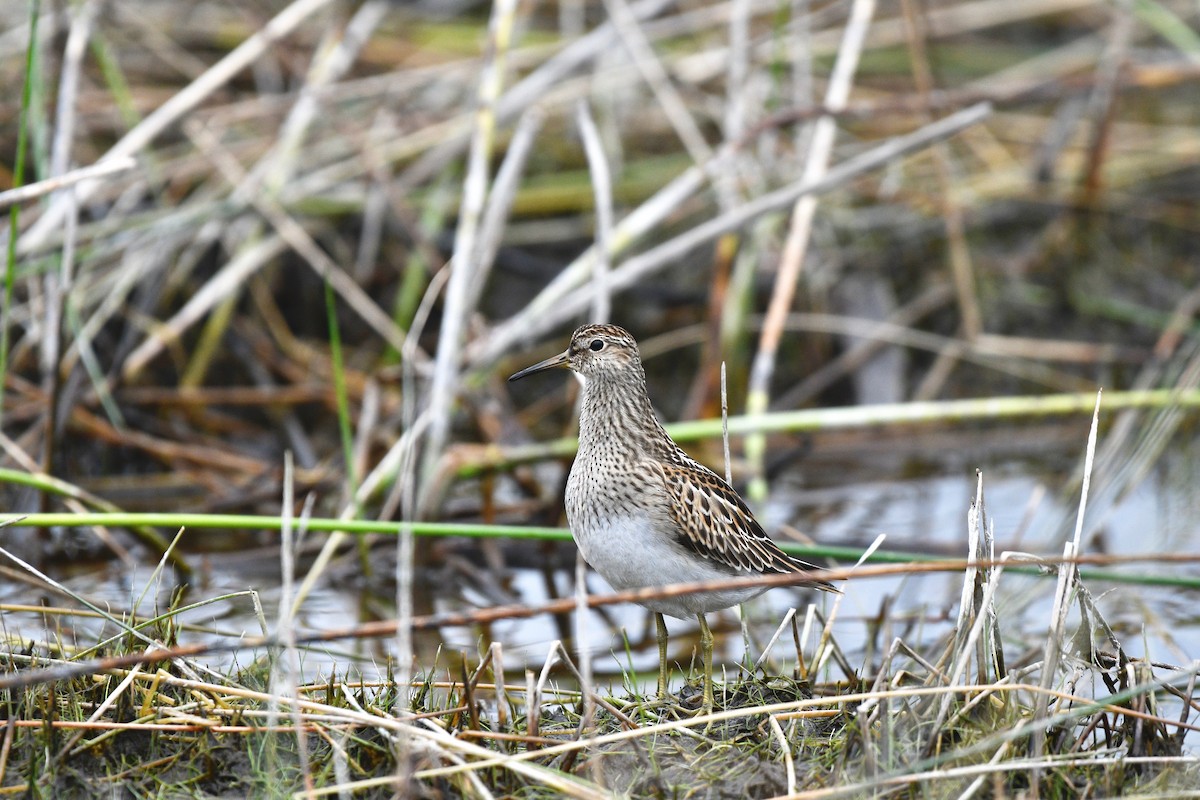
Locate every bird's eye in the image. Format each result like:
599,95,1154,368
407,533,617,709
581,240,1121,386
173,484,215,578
589,339,605,352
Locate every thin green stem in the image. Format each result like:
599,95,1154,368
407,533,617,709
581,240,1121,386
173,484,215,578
1,0,41,432
3,507,1200,590
459,388,1200,476
325,279,357,493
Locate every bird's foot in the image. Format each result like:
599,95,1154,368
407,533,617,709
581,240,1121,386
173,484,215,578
675,682,720,729
630,686,706,722
636,688,693,716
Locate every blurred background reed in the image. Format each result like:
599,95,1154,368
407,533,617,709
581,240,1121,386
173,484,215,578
2,0,1200,795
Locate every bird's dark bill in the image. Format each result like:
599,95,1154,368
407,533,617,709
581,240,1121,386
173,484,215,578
508,350,571,382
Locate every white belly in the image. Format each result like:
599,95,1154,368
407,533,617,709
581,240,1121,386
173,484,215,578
568,510,769,619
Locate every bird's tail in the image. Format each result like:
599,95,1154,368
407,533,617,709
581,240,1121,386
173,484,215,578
787,555,842,594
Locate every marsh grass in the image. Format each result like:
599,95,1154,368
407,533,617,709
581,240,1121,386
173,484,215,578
3,0,1200,796
2,462,1200,797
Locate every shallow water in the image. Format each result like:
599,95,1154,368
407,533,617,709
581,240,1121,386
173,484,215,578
7,423,1197,716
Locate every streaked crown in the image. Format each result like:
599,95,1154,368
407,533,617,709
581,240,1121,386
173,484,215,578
565,324,641,377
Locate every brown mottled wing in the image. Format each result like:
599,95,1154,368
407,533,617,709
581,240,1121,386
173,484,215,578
655,456,838,591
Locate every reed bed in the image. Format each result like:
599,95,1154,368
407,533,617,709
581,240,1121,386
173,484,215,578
2,473,1200,796
2,0,1200,795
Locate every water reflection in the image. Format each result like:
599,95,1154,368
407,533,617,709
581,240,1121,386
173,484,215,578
6,432,1197,701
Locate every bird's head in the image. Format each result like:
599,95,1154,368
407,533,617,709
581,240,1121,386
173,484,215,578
508,324,641,383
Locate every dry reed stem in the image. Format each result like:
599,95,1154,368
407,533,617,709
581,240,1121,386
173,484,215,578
468,106,547,315
1031,390,1101,773
17,0,340,256
603,0,713,165
7,548,1200,695
900,0,981,347
16,642,1186,792
412,678,1200,783
0,157,136,211
745,0,875,500
2,3,1198,791
423,0,521,491
576,100,613,324
480,102,992,365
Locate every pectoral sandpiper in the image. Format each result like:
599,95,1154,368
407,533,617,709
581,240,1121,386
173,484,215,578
509,323,837,714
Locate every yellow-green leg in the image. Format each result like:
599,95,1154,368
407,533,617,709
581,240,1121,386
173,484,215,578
696,613,715,715
655,612,670,698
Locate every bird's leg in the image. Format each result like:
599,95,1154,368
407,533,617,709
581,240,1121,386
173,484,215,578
696,613,715,716
655,612,670,699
